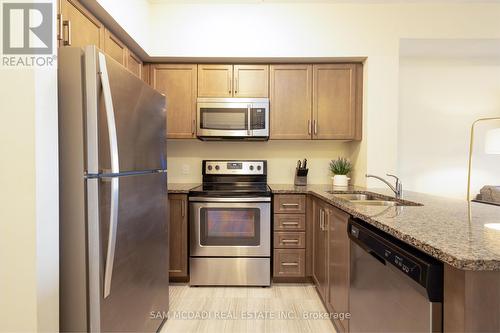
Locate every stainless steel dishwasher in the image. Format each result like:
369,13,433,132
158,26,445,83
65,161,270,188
348,219,443,332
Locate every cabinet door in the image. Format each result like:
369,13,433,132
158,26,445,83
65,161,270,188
127,50,143,78
312,199,328,299
152,64,198,139
233,65,269,98
60,0,104,48
103,29,127,66
327,206,350,332
313,64,357,140
270,65,312,139
168,194,188,279
198,64,233,97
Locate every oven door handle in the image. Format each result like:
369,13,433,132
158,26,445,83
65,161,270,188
189,197,271,202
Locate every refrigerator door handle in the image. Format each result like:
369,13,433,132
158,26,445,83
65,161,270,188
98,52,120,298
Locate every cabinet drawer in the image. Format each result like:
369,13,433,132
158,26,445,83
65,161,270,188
274,214,305,231
273,249,305,277
274,195,306,214
274,232,306,249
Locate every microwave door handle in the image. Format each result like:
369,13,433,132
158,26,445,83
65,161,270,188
247,105,251,136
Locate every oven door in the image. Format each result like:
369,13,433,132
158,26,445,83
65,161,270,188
190,199,271,257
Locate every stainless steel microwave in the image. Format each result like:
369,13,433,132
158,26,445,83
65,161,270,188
196,98,269,140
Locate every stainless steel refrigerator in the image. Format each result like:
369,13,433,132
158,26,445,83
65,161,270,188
58,46,169,332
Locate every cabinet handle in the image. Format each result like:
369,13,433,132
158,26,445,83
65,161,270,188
228,75,231,94
281,239,299,244
234,77,238,94
313,120,318,135
320,209,324,231
191,119,195,136
282,222,299,226
281,262,299,267
282,203,299,207
63,20,71,46
324,210,329,230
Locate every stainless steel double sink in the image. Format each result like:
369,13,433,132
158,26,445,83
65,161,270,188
327,192,419,206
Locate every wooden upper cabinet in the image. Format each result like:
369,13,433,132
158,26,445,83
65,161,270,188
270,65,313,140
198,64,233,97
127,50,143,78
152,64,197,139
59,0,104,48
103,29,127,66
313,64,359,140
233,65,269,98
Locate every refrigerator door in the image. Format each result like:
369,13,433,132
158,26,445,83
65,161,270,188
92,171,169,332
88,47,167,174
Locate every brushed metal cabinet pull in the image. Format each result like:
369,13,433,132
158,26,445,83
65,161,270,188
281,239,299,243
282,203,299,207
282,222,299,226
63,20,71,46
282,262,299,267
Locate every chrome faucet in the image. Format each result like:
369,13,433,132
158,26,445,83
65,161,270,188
366,174,403,199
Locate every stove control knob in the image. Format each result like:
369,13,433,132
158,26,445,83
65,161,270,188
249,165,254,171
207,165,213,171
257,165,262,171
215,165,220,171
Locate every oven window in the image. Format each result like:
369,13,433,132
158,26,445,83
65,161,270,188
200,108,248,130
200,208,260,246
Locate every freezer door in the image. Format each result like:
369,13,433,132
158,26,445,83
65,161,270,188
93,172,169,332
91,49,167,173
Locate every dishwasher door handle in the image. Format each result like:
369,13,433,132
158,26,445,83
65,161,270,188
369,250,387,265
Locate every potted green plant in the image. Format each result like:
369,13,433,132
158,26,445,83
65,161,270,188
329,157,352,187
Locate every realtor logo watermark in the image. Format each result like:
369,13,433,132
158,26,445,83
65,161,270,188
1,1,55,67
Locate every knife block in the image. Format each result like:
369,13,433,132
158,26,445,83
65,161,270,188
294,168,308,186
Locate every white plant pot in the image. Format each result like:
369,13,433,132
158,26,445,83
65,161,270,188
332,175,350,187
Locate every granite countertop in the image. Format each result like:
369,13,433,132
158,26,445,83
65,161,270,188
269,184,500,271
168,183,199,194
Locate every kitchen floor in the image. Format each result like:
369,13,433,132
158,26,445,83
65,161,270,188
162,283,337,333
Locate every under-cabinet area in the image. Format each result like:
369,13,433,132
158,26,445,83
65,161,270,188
167,183,500,333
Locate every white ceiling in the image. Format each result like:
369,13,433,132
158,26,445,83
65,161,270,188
148,0,500,3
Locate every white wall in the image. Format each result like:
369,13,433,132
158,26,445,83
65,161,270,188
398,55,500,199
167,140,352,184
145,2,500,187
0,1,59,331
96,0,151,50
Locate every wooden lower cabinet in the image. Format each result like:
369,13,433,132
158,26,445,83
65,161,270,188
326,205,350,332
312,197,351,332
312,198,328,297
273,249,305,277
168,194,188,280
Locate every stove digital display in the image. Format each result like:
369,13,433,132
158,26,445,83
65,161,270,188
227,162,242,169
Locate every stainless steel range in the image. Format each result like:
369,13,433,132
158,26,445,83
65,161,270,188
189,160,271,286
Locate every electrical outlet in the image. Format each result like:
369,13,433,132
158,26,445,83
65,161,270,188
181,164,190,175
